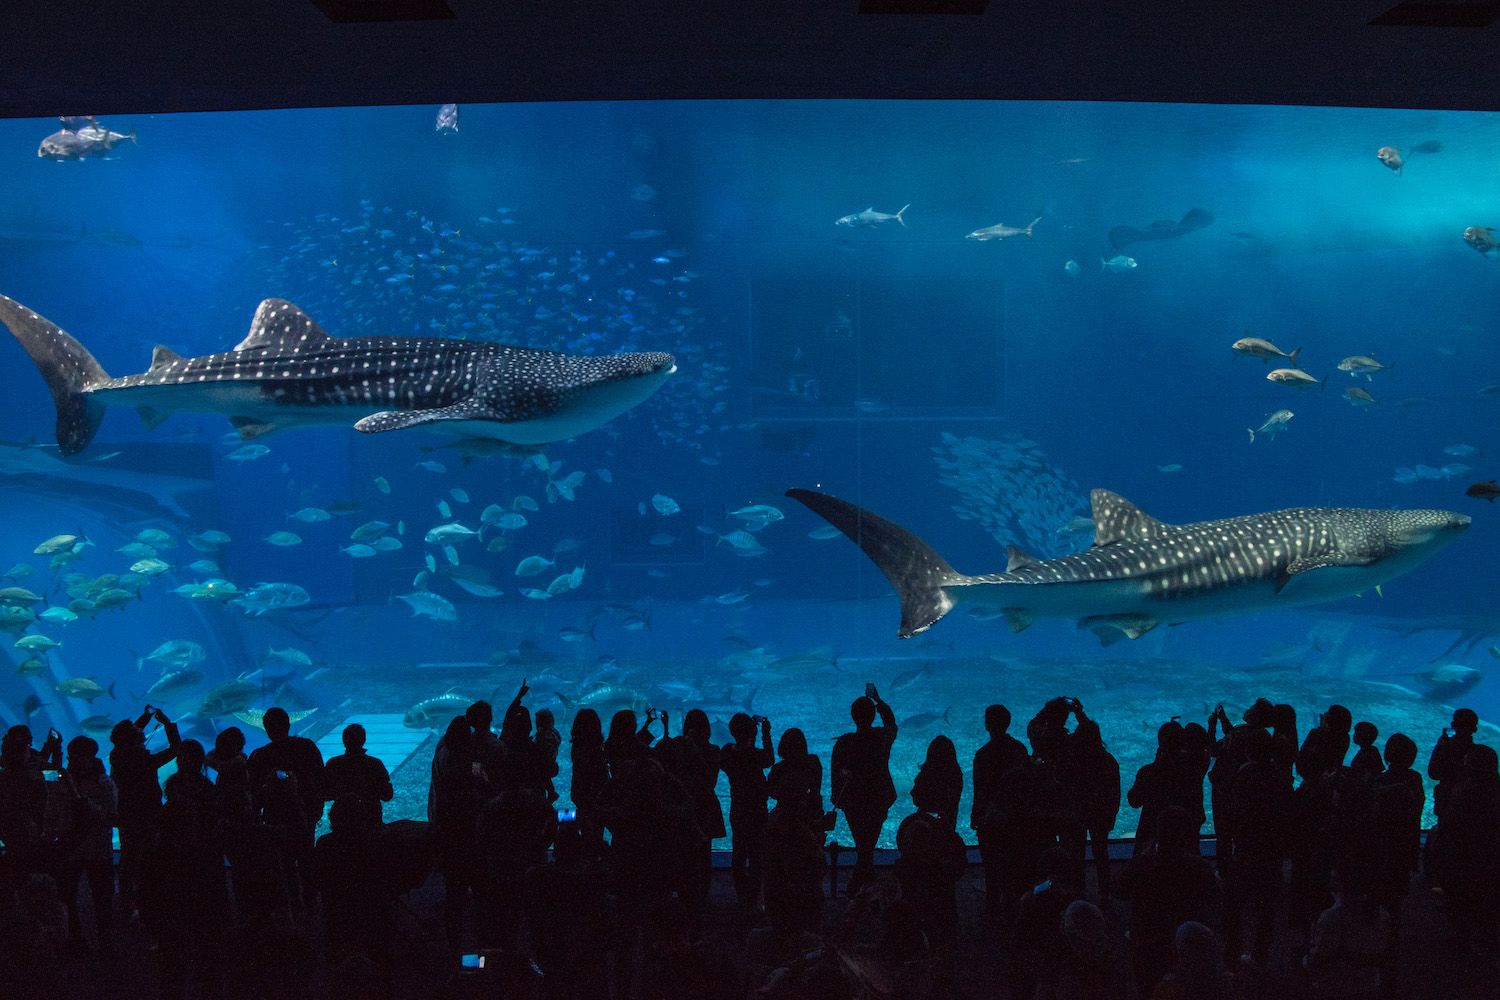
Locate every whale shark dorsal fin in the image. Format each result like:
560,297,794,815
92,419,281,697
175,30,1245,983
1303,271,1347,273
1005,546,1041,573
149,345,184,371
1090,489,1172,547
235,299,333,352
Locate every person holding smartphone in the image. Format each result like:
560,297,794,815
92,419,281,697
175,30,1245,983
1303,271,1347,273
831,683,898,895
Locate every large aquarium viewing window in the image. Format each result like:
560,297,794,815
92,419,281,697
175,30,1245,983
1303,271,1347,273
0,100,1495,844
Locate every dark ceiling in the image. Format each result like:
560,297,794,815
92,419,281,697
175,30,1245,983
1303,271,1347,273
3,1,1499,118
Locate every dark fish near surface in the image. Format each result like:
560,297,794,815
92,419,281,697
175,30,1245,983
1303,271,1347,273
1108,208,1212,250
1463,226,1498,256
787,487,1469,644
1466,481,1500,503
0,295,675,456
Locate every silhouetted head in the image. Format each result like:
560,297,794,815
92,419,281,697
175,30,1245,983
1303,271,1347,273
1181,722,1209,753
1452,708,1479,735
1073,718,1104,749
1243,727,1274,762
1039,697,1072,727
922,734,958,772
729,712,755,743
1270,703,1297,739
778,727,808,760
109,719,143,751
1243,698,1275,729
217,727,246,756
984,704,1012,736
1156,720,1183,753
177,739,205,775
1352,721,1377,748
466,700,493,733
263,707,291,740
850,696,876,727
571,708,603,745
683,709,710,744
0,726,30,767
534,708,555,732
342,723,366,752
65,736,102,779
443,715,471,753
1384,733,1417,770
1172,922,1222,984
607,709,637,743
1322,704,1352,735
1061,900,1108,962
501,705,531,745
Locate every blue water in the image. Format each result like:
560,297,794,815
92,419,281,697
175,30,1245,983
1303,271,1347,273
0,101,1496,842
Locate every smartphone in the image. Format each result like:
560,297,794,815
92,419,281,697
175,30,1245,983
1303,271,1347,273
274,770,290,780
460,954,484,969
557,808,577,822
41,769,61,782
864,682,875,699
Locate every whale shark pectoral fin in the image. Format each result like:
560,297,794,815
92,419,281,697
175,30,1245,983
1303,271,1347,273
1003,609,1035,634
136,407,168,431
1005,546,1041,573
1080,614,1161,645
355,399,502,435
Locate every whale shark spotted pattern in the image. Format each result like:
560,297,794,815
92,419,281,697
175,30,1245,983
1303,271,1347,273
0,294,675,455
786,487,1469,644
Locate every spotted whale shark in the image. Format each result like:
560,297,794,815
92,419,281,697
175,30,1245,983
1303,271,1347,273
787,487,1469,644
0,294,676,457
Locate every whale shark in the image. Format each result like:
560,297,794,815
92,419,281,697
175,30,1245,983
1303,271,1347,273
786,487,1469,644
0,294,676,457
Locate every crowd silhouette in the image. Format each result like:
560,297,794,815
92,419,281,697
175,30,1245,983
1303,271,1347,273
0,682,1494,999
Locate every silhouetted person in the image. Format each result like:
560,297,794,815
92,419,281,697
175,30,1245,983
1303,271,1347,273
0,727,49,899
1371,734,1423,980
1207,698,1272,883
569,708,608,852
1435,742,1500,951
475,779,556,949
1128,721,1184,855
1116,805,1219,997
604,708,654,776
1011,846,1083,1000
761,756,827,948
720,712,774,911
523,821,612,1000
971,703,1029,918
655,708,723,926
766,727,825,835
430,715,489,948
1150,921,1235,1000
831,685,897,894
1068,717,1121,898
108,706,179,918
534,706,561,803
1427,706,1478,819
1349,721,1383,777
910,734,962,832
314,795,396,966
248,706,326,906
893,800,967,980
1221,726,1291,973
147,739,230,1000
47,736,117,953
1302,869,1391,998
324,724,393,820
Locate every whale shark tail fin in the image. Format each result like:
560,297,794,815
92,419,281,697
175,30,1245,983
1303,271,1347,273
786,488,959,639
0,295,108,456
